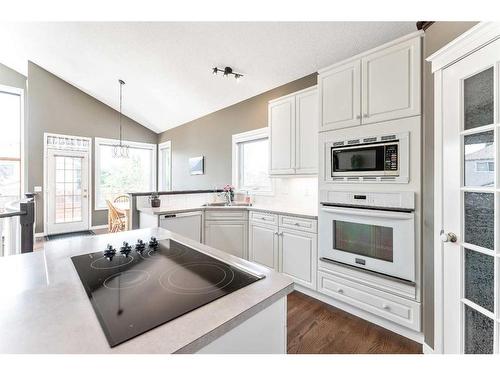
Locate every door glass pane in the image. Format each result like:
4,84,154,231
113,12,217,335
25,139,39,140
464,248,494,312
464,131,494,187
333,220,393,262
464,67,494,130
54,156,83,224
464,304,494,354
464,192,494,250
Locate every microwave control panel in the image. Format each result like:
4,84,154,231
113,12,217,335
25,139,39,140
384,145,398,171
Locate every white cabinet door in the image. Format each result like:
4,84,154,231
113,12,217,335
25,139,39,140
269,96,295,174
249,223,278,270
319,60,361,131
280,228,317,289
204,221,248,259
295,88,318,174
361,36,421,124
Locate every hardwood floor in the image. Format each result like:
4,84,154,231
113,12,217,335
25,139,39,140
287,291,422,354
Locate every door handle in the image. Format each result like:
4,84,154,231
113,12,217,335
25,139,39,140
440,230,457,243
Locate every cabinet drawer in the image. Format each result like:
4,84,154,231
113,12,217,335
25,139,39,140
249,211,278,225
318,271,420,331
279,215,317,233
205,209,248,221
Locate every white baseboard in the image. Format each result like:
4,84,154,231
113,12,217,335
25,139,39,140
422,343,434,354
294,284,424,344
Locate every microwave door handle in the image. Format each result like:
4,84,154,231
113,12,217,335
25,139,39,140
320,206,413,220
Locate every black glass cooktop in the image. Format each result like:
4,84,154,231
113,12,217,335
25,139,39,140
71,238,263,347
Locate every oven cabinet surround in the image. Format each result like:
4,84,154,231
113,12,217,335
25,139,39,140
248,211,317,290
0,228,293,353
319,31,422,132
204,209,248,260
268,86,318,175
315,106,422,341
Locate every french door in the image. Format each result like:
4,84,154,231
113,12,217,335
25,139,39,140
46,149,89,235
441,38,500,353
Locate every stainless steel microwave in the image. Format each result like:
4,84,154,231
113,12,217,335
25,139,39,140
329,133,409,179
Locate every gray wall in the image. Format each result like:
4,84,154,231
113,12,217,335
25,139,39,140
0,62,26,90
422,21,478,349
27,62,158,232
158,74,317,190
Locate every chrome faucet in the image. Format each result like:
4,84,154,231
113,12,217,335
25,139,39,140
217,191,232,206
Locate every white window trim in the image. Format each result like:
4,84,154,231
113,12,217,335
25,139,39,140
43,132,92,235
232,127,274,196
0,84,25,198
94,137,157,210
158,140,172,191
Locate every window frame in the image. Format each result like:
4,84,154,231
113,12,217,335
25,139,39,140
0,85,25,201
231,127,274,196
94,137,157,210
158,140,172,191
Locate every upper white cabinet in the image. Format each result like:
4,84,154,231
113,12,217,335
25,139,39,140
269,86,318,175
295,89,319,174
319,33,422,132
269,96,295,174
361,36,421,124
319,60,361,131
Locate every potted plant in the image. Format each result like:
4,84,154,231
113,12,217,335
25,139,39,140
149,192,161,208
223,184,234,203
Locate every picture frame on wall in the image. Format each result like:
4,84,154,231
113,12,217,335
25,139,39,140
189,156,204,175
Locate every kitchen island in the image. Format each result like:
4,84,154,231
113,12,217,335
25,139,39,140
0,228,293,353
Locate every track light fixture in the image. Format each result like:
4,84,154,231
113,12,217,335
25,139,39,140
212,66,243,82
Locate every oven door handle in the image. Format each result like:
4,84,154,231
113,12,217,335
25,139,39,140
320,206,413,220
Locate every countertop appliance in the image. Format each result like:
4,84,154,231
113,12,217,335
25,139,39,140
325,131,409,183
159,211,203,243
319,191,415,282
71,238,264,347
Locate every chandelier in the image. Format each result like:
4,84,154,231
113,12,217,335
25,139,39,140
113,79,129,158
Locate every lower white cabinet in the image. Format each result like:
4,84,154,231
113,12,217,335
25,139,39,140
248,223,279,270
248,215,317,289
280,228,317,290
205,218,248,259
317,270,420,331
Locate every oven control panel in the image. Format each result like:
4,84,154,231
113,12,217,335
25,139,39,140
384,144,398,171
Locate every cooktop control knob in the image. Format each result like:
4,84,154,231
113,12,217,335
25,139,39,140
104,244,116,260
135,239,146,252
120,241,133,257
148,237,159,249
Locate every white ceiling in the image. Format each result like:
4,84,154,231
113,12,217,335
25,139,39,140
0,22,417,133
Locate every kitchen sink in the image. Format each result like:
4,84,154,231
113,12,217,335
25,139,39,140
202,202,252,207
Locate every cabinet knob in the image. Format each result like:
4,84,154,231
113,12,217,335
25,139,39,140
382,304,390,310
337,288,344,294
274,232,279,235
363,113,369,118
356,115,361,120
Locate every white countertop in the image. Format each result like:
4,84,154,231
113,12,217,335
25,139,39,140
139,203,318,219
0,228,293,353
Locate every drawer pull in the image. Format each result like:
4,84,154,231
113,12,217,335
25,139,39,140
337,288,344,294
294,222,300,226
382,304,391,310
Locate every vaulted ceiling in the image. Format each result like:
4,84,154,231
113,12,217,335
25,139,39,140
0,22,416,133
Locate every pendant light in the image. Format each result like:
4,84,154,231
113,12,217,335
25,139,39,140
113,79,129,158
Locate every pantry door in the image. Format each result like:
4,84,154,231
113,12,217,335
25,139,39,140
441,38,500,354
46,149,90,235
